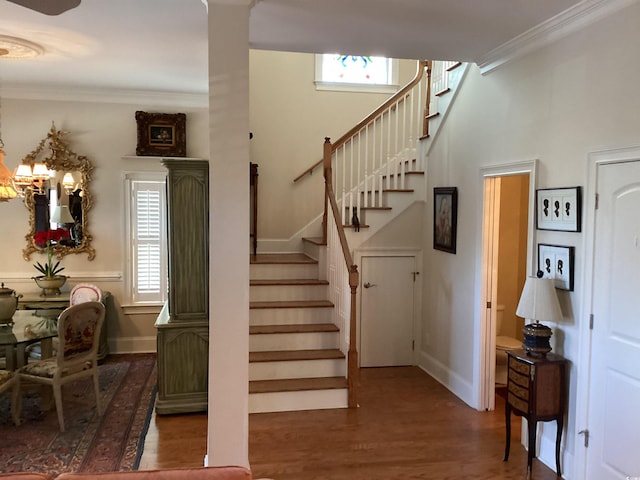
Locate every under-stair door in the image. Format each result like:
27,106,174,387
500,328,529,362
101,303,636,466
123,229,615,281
360,255,416,367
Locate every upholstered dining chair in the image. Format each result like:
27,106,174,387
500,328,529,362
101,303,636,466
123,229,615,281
18,301,105,432
0,368,21,425
70,283,103,306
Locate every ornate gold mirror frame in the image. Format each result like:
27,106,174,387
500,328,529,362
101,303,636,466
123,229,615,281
22,124,96,261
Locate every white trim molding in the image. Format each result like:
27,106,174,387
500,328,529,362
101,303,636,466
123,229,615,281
477,0,638,74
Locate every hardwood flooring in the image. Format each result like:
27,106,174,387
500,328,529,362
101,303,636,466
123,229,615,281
139,366,559,479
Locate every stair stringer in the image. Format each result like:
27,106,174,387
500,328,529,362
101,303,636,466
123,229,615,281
343,172,426,251
420,62,470,160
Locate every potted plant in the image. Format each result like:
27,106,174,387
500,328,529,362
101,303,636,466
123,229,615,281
33,228,69,296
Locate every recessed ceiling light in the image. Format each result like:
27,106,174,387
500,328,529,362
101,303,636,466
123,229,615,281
0,35,44,59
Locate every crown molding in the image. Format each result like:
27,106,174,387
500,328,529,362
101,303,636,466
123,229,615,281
476,0,638,75
2,84,208,108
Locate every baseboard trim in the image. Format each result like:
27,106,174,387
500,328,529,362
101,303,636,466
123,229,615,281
418,350,476,409
109,336,157,354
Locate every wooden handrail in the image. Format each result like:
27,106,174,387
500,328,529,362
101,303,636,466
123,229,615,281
293,60,429,183
323,137,359,408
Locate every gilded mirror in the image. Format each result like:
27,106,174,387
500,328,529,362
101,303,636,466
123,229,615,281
21,124,95,261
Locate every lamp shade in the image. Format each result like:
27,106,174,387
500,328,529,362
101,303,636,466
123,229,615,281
516,276,563,323
516,275,563,356
51,205,74,224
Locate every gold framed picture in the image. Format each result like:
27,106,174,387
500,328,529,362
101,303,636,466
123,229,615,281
135,111,186,157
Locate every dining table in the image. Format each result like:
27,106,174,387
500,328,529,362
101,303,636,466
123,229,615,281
0,309,58,371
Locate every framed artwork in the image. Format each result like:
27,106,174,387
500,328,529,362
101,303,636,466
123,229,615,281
135,111,187,157
536,186,581,232
538,243,575,291
433,187,458,254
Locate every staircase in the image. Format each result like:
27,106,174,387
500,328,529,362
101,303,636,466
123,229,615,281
249,253,349,413
249,60,469,414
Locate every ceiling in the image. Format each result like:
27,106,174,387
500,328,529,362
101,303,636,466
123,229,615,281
0,0,589,98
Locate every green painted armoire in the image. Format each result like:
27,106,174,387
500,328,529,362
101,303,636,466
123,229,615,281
155,159,209,414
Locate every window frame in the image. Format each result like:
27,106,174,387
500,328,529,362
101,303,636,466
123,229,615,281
123,171,168,306
314,54,399,93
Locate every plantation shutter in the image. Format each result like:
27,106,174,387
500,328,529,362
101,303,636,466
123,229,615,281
132,180,167,303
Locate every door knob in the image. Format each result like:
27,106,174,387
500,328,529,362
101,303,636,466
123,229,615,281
363,282,377,288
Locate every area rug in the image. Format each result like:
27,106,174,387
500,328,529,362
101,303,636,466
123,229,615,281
0,353,157,476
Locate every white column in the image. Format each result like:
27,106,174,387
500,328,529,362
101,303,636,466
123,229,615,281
207,0,250,468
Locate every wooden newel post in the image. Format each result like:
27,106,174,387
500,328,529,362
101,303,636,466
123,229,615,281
348,264,359,408
322,137,332,244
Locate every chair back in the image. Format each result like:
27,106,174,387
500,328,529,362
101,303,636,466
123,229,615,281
56,301,105,368
70,283,103,306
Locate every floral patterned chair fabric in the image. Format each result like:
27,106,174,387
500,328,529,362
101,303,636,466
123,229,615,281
18,301,105,432
0,368,21,425
70,284,103,306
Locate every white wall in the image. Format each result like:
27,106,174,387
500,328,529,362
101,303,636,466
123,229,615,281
419,3,640,476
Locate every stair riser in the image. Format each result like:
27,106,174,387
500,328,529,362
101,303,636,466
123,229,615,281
250,307,333,325
250,332,338,351
250,284,328,302
250,263,318,280
249,388,348,414
249,358,345,381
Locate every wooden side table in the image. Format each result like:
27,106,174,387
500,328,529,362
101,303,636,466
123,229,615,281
503,349,567,478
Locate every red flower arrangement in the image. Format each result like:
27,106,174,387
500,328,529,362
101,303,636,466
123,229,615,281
33,228,70,277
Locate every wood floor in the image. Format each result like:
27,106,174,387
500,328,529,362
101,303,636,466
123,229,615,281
139,366,559,479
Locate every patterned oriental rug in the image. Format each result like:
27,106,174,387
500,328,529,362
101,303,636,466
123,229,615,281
0,353,157,476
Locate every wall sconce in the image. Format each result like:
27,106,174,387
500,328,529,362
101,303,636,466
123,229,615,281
515,271,563,357
12,161,50,196
62,172,75,194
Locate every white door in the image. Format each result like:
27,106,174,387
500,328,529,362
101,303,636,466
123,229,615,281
360,255,415,367
587,161,640,478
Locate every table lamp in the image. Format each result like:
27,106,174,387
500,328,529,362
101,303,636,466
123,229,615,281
515,271,563,356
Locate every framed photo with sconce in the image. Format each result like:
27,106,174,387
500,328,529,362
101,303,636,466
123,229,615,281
538,243,574,291
536,186,581,232
135,111,187,157
433,187,458,254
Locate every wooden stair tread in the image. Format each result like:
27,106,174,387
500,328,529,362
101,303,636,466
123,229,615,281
250,323,338,334
250,349,345,363
435,87,451,96
382,171,424,180
250,279,329,286
250,253,317,265
344,224,369,229
249,376,348,394
302,237,326,246
384,189,414,193
447,61,462,71
250,300,334,309
361,206,392,211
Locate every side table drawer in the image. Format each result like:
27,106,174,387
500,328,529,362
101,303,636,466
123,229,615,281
508,367,529,388
507,392,529,414
508,380,529,401
508,356,531,376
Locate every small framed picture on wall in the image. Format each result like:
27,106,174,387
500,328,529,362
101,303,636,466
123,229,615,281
538,243,575,291
536,186,582,232
433,187,458,254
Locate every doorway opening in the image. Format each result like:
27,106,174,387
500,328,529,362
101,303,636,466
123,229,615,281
480,165,535,412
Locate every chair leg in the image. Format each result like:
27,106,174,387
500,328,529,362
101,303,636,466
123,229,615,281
11,380,21,426
93,370,102,416
53,383,65,432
